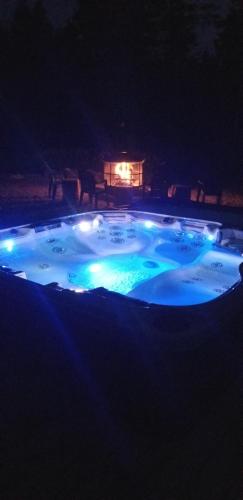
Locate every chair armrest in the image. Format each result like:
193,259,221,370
98,180,107,189
94,180,108,192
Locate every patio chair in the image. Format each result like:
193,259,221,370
79,170,108,209
170,183,192,202
150,173,169,200
48,169,62,200
196,180,222,205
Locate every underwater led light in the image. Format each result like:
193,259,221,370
203,224,219,243
207,234,215,242
89,263,102,273
70,287,86,293
144,220,154,229
187,233,194,239
4,239,14,252
79,221,92,232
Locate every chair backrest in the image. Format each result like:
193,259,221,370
198,179,221,196
79,171,96,193
173,185,191,202
150,173,169,198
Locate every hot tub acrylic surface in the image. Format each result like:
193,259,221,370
0,210,242,306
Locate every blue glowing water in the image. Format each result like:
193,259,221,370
0,210,241,306
68,253,178,295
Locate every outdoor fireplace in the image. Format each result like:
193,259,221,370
104,153,144,189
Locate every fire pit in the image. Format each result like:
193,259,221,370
104,152,144,204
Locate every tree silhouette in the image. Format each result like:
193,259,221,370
31,0,53,63
215,0,242,182
11,0,33,74
0,0,240,178
216,0,241,78
193,1,221,60
145,0,196,69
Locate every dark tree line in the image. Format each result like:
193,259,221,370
0,0,241,186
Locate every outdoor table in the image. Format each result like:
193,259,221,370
170,183,192,201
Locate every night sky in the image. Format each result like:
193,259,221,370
0,0,78,26
0,0,239,182
0,0,229,27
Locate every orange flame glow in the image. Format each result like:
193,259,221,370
115,162,133,183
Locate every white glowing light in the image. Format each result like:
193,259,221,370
93,218,100,229
71,288,86,293
89,263,102,273
79,221,92,232
187,233,194,239
4,239,14,252
144,220,154,229
207,234,215,242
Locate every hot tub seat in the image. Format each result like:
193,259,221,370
128,247,241,306
0,210,241,307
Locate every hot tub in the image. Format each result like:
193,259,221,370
0,210,242,306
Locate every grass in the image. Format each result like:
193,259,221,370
0,174,243,207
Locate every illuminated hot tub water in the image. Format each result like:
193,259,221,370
0,211,242,306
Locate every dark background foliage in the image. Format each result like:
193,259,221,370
0,0,242,186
